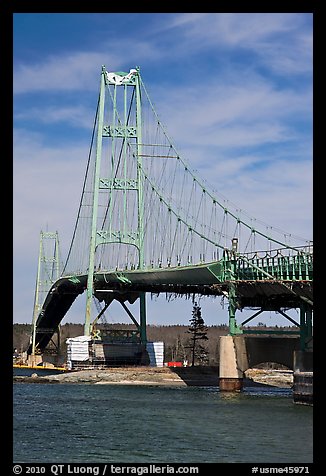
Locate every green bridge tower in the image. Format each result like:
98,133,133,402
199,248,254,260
31,230,61,359
84,66,147,342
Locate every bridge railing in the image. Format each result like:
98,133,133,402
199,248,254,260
223,245,313,281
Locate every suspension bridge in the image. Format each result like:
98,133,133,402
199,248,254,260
27,66,313,385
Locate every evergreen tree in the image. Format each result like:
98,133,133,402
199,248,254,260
187,302,209,366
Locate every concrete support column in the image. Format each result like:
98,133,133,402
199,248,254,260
27,354,43,367
293,350,313,405
219,335,247,391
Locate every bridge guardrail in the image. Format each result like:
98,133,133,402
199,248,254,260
222,246,313,281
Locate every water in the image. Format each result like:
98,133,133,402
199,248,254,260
13,383,313,463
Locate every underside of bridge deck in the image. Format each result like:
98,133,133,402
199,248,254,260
27,267,313,355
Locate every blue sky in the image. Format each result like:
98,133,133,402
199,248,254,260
13,13,313,327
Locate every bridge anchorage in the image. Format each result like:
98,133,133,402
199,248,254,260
27,66,312,400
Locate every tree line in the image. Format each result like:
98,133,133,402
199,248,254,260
13,319,227,366
13,302,295,366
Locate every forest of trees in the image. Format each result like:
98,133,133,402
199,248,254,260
13,318,295,366
13,321,229,365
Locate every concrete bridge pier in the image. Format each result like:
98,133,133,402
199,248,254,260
219,335,248,391
219,334,310,396
26,353,43,367
293,350,313,405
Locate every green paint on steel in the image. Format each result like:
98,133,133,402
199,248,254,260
139,292,147,344
135,67,147,342
31,231,61,355
115,272,132,284
83,66,148,339
84,66,106,337
135,66,145,269
206,262,224,280
299,303,313,351
220,252,313,282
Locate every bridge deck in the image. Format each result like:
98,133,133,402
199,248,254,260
28,260,313,354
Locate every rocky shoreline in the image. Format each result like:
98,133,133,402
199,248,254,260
13,366,293,388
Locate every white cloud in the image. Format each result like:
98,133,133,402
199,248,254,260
152,73,311,152
14,51,117,94
13,40,161,95
15,105,95,129
13,74,312,252
156,13,312,75
185,153,313,241
213,13,303,46
13,129,88,261
13,13,312,98
201,123,293,148
13,128,91,323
